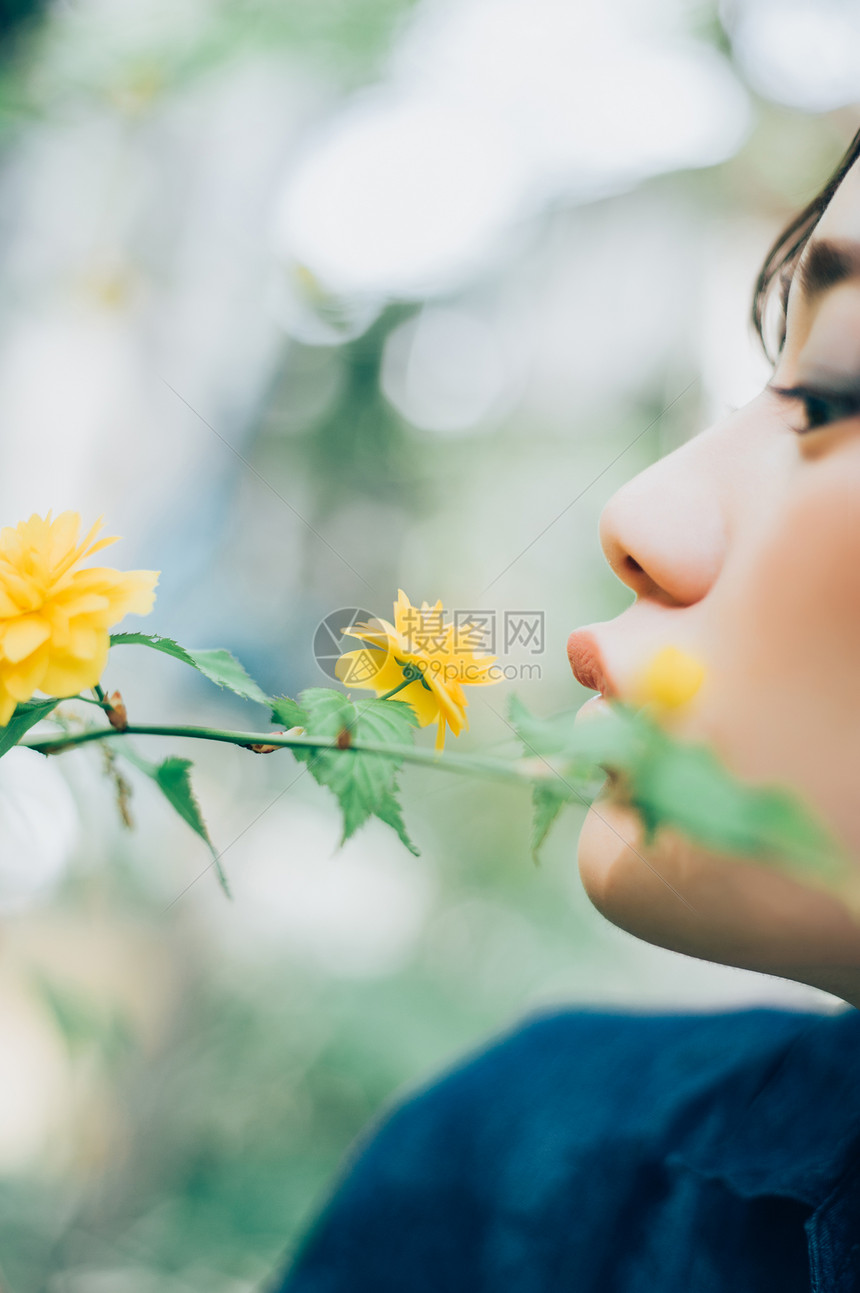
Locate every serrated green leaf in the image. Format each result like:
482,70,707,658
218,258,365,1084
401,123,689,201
293,694,387,842
110,632,269,706
121,748,230,896
154,756,209,834
362,693,422,857
530,782,569,863
375,787,420,856
0,697,61,758
187,648,270,706
296,687,353,730
354,695,420,737
271,695,307,728
289,688,418,851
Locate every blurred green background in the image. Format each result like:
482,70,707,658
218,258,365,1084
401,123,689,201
0,0,856,1288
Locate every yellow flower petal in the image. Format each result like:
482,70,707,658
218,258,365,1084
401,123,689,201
422,666,466,728
0,512,158,719
41,636,109,696
392,677,439,726
51,590,110,616
634,646,706,711
68,567,159,620
68,623,101,659
1,615,51,664
48,511,84,569
0,687,17,726
0,567,40,610
4,646,49,701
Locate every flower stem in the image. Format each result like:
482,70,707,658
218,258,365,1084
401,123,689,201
22,721,584,788
73,694,112,709
377,674,418,703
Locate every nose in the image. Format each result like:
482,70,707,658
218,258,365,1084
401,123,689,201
598,435,727,607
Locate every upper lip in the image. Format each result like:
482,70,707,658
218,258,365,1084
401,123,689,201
566,629,618,698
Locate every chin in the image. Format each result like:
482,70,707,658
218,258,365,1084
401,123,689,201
576,798,703,954
576,795,860,981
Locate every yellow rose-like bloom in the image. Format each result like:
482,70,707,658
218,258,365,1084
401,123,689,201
633,645,706,712
0,511,160,725
335,589,501,751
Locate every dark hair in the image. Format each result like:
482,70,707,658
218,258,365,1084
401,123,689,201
752,125,860,360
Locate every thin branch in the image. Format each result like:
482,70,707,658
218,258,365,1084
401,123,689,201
21,721,588,788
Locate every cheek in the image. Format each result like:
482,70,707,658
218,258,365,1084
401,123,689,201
695,451,860,835
748,465,860,681
747,446,860,668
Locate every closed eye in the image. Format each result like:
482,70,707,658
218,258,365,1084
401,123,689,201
769,383,860,434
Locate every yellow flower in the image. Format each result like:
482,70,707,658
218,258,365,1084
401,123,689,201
335,589,501,750
633,645,706,713
0,511,159,725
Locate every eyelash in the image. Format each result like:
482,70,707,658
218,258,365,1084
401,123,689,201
771,383,860,434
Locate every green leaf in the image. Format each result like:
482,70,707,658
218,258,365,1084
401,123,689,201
629,735,845,885
355,694,420,738
0,697,61,758
374,787,420,857
509,693,632,859
271,695,308,728
110,632,270,707
510,692,846,891
530,781,570,863
352,697,420,855
746,786,841,875
289,687,419,852
122,748,230,896
290,688,353,767
507,692,643,770
188,648,271,706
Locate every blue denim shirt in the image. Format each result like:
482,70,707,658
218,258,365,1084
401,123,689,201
274,1006,860,1292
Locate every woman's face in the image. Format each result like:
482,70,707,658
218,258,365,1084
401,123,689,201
572,154,860,1005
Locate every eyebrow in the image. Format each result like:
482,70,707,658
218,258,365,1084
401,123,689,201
795,237,860,306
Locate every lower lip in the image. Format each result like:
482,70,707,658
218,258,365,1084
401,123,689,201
574,694,609,723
